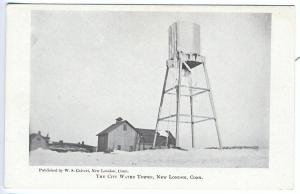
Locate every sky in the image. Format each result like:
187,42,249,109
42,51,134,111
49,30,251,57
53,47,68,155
30,10,271,148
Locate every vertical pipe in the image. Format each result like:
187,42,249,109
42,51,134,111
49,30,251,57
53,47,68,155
188,72,195,148
175,57,182,147
174,23,181,148
202,59,222,149
165,130,169,147
190,96,195,148
152,66,169,148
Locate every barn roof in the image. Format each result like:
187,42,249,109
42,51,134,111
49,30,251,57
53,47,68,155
29,132,49,141
135,128,174,146
96,120,136,136
135,128,156,144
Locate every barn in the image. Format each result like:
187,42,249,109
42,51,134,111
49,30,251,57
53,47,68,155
96,117,175,152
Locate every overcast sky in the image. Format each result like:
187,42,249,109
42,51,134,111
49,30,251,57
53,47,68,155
30,11,271,148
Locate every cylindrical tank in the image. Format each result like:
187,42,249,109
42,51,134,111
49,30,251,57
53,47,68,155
168,21,200,59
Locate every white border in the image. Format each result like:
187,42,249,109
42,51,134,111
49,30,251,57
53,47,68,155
2,3,296,192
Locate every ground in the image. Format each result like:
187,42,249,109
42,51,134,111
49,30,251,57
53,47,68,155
30,148,268,168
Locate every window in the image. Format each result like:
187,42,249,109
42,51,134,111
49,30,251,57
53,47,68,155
117,145,121,150
123,124,127,131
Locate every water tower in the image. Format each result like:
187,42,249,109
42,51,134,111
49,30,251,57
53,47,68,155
152,21,222,149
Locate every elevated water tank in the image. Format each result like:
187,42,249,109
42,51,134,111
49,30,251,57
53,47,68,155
168,21,200,59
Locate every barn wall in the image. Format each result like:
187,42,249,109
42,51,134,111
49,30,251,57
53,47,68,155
107,123,138,151
97,136,101,151
97,134,108,152
143,144,152,150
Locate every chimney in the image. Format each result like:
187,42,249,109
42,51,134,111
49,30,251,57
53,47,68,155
81,141,84,145
115,117,123,123
38,131,41,135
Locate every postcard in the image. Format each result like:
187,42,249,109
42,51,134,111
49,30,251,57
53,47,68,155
4,4,295,190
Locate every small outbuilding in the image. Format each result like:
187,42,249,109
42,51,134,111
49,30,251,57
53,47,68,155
29,131,50,151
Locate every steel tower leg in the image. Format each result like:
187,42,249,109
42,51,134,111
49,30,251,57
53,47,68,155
152,66,169,148
190,96,195,148
175,59,182,147
202,60,222,149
